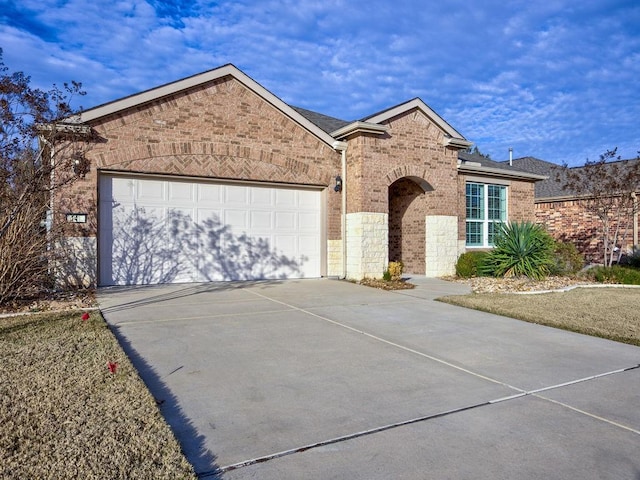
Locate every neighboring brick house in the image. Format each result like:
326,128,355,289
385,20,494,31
506,157,640,263
54,64,543,286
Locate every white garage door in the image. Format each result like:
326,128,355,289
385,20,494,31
98,175,322,286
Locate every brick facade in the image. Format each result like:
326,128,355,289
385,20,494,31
55,65,540,284
535,198,637,263
61,75,341,239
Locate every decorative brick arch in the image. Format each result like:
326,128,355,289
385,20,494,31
385,165,434,192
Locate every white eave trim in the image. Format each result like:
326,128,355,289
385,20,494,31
458,161,548,181
444,136,473,149
331,121,388,139
73,64,338,147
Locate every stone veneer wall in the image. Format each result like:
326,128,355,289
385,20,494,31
327,239,343,277
425,215,459,277
346,212,388,279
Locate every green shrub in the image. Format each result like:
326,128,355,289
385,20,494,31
382,270,392,281
480,222,555,280
587,265,640,285
455,251,489,278
551,241,584,275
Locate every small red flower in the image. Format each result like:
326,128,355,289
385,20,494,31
81,312,90,321
107,361,118,374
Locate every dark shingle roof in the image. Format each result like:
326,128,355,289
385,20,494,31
458,151,543,177
290,106,351,134
501,157,566,198
504,157,640,199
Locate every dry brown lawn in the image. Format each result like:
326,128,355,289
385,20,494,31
439,287,640,346
0,311,196,480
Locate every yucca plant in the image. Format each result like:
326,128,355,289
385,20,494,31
480,222,555,280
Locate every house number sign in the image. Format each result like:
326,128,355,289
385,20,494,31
66,213,87,223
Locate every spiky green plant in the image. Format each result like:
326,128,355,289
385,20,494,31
480,222,555,280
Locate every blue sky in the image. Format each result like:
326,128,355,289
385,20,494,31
1,0,639,165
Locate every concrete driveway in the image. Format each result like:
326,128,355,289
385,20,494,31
98,278,640,479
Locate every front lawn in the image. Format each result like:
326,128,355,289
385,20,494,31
439,287,640,346
0,311,196,479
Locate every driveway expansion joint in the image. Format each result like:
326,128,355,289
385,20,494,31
197,363,640,477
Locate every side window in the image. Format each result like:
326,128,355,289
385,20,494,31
465,182,507,247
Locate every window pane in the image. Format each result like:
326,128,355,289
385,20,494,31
466,221,483,246
488,221,503,246
466,183,484,220
487,185,506,221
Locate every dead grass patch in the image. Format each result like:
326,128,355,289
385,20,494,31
0,311,196,479
439,288,640,346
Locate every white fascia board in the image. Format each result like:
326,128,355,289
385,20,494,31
363,98,467,141
458,163,548,181
330,121,389,139
75,64,337,147
444,136,473,149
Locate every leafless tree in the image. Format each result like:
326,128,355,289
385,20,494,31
555,148,640,267
0,50,91,302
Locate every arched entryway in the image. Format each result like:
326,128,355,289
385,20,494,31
388,176,433,275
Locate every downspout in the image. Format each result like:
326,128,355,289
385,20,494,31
632,192,638,248
333,141,348,279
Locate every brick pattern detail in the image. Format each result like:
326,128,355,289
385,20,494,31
535,199,636,263
61,75,341,240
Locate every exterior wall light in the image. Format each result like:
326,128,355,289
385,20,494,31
334,175,343,192
72,154,90,177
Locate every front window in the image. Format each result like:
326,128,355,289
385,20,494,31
466,182,507,247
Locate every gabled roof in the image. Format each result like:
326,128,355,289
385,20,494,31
363,98,472,149
75,64,339,148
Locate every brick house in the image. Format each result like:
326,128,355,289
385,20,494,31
506,157,640,263
55,64,543,286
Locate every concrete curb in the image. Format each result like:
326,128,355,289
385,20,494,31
0,306,100,319
511,284,640,295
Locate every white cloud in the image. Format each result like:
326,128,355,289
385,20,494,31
1,0,638,165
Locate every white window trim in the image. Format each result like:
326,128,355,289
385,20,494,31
466,182,508,248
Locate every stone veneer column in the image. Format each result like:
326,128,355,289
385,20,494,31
55,237,98,288
425,215,459,277
345,212,388,280
327,239,343,277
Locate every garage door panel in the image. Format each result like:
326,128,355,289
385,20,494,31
298,190,320,209
250,188,273,206
299,212,320,231
198,184,223,203
250,211,273,230
168,182,195,203
275,189,296,207
274,211,296,230
136,179,166,202
99,176,322,286
224,209,248,229
225,185,249,204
